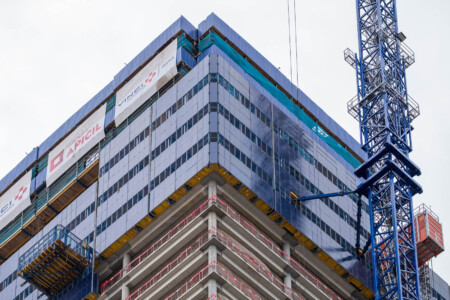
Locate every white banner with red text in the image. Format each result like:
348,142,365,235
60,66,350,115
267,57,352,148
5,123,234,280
0,171,32,230
114,39,178,126
46,104,106,186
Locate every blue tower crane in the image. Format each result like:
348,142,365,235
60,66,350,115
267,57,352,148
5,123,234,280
345,0,422,299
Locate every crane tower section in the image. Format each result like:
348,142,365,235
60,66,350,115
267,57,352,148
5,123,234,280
346,0,422,299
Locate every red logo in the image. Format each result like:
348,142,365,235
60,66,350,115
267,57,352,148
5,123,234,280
14,186,28,201
50,150,64,172
145,72,156,84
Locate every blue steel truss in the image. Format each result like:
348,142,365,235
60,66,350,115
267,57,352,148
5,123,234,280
349,0,422,299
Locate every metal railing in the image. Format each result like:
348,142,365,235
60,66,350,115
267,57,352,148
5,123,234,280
165,262,262,300
126,231,213,300
344,48,357,69
407,94,420,121
347,95,359,120
18,225,92,271
0,147,100,247
347,92,420,123
102,195,341,300
215,228,306,299
206,294,230,300
164,262,213,300
414,203,440,223
100,198,215,293
400,41,415,69
211,195,342,300
215,261,262,300
121,225,307,300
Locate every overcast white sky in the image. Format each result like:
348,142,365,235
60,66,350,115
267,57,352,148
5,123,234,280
1,0,449,285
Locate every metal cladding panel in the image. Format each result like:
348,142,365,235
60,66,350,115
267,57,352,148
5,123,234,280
68,184,97,237
74,213,95,246
104,106,115,128
99,139,111,169
0,285,14,299
113,122,132,155
38,81,114,160
304,207,371,289
0,147,38,196
177,56,209,97
0,251,19,287
430,269,450,299
128,106,151,158
95,163,144,253
95,61,212,251
215,61,373,289
105,183,128,222
150,146,209,212
112,16,196,90
207,48,360,174
198,13,365,161
177,46,196,69
103,217,126,252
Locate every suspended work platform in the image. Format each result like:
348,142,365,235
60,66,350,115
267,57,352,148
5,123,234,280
17,225,94,297
414,204,445,266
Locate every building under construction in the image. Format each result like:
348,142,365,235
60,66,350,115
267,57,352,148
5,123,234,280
0,12,447,300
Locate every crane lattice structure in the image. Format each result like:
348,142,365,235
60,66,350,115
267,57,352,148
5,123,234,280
345,0,422,299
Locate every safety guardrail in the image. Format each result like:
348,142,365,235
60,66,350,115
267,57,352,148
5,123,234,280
165,262,261,300
100,198,214,293
126,230,212,300
101,195,341,300
215,228,305,299
211,195,341,300
18,224,92,271
0,146,99,248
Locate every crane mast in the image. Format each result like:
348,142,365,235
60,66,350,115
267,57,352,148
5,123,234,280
346,0,422,299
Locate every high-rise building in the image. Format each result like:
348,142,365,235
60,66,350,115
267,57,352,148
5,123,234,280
0,14,447,300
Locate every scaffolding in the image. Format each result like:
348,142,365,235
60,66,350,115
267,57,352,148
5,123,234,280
0,147,100,264
17,225,94,297
419,262,432,300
